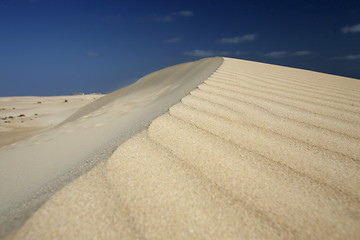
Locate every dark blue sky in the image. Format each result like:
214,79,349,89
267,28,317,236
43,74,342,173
1,0,359,96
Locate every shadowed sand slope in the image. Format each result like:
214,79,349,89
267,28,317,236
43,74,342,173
5,57,360,239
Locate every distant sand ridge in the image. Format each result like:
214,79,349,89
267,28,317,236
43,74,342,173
2,57,360,239
0,95,104,147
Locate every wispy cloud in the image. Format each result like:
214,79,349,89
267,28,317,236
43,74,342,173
155,10,194,22
292,50,312,56
333,54,360,60
341,23,360,33
343,54,360,60
220,34,257,44
164,37,183,43
183,50,244,57
234,51,245,56
184,50,220,57
157,15,173,22
85,51,101,57
263,50,312,58
176,10,194,17
263,51,288,58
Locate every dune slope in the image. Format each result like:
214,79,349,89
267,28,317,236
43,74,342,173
4,57,360,239
0,57,222,238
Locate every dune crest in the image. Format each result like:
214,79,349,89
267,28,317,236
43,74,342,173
3,57,360,239
0,57,222,238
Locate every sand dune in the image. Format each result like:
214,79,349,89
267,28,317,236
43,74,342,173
0,95,104,147
2,57,360,239
0,57,222,238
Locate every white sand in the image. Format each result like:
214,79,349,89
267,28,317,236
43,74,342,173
0,57,222,238
2,57,360,239
0,95,104,147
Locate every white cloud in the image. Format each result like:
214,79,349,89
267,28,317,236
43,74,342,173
220,34,258,44
234,51,245,56
263,51,288,58
85,51,101,57
263,50,312,58
155,10,193,22
184,50,219,57
156,15,173,22
333,54,360,60
344,54,360,60
176,10,194,17
164,37,182,43
183,50,246,57
292,50,312,56
341,23,360,33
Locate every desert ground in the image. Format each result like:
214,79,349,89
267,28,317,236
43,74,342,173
0,94,104,147
1,57,359,239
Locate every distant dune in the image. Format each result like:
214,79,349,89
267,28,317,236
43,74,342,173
0,95,104,148
1,57,359,239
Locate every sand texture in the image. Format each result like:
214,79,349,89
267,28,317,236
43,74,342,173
0,57,222,237
3,57,360,239
0,95,103,147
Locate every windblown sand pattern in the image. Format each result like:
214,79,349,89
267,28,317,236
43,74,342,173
6,58,360,239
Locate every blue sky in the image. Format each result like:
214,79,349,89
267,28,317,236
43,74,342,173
0,0,359,96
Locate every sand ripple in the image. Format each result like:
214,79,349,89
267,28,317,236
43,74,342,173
7,58,360,240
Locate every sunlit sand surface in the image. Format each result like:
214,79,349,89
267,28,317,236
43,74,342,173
0,95,103,147
2,57,360,239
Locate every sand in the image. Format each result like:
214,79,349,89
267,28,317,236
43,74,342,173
0,57,222,238
1,57,360,239
0,95,104,147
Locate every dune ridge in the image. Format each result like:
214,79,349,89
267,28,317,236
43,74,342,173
5,57,360,239
0,57,222,238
